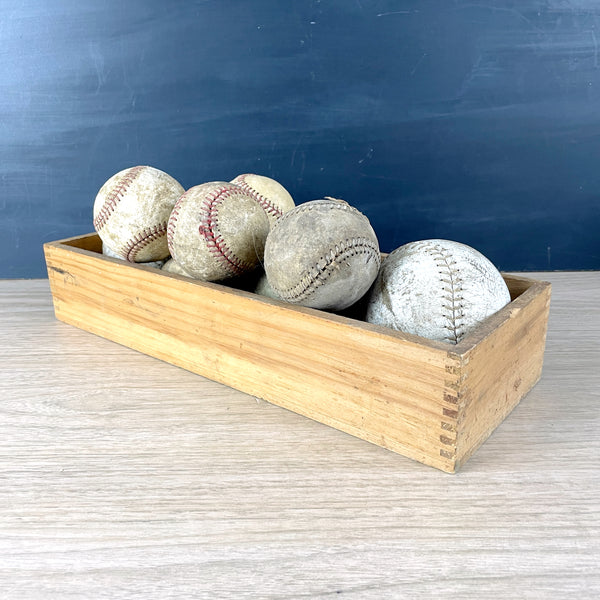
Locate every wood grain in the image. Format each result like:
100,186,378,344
454,276,551,467
1,273,599,599
44,235,551,472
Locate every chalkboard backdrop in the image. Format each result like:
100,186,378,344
2,0,599,277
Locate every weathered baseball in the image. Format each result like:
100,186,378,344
167,181,270,281
161,258,194,277
230,174,295,226
264,198,381,310
93,165,184,262
102,242,166,269
365,239,511,344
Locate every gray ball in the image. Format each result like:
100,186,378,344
264,198,381,310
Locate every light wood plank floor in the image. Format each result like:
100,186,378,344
1,273,598,599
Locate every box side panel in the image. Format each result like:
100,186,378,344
502,273,538,300
44,241,457,472
57,232,103,252
455,282,551,468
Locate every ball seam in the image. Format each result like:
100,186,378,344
198,186,255,277
123,223,168,262
166,191,188,253
93,166,145,231
421,242,466,344
275,199,364,225
271,237,380,303
233,175,282,219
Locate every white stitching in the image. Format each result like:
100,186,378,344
405,241,466,343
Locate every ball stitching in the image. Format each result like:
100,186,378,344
272,237,380,303
93,166,145,231
166,190,188,253
123,222,168,262
272,199,365,232
418,242,467,344
198,186,256,277
232,175,282,219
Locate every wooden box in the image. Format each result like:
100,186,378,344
44,233,551,473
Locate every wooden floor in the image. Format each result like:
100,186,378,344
1,273,598,599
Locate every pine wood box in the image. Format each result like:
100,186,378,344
44,233,551,473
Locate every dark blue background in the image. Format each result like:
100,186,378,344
2,0,599,277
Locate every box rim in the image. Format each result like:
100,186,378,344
44,233,550,357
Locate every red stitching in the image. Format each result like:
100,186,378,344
94,166,145,231
232,174,283,218
198,186,254,276
166,190,188,254
124,223,168,262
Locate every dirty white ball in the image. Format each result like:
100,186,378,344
366,239,511,344
93,166,184,263
264,198,381,310
102,242,166,268
167,181,270,282
230,174,295,226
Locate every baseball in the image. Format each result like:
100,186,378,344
93,165,184,263
102,242,166,269
264,198,381,310
365,239,511,344
167,181,270,281
230,174,295,226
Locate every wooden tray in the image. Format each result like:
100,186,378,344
44,233,551,473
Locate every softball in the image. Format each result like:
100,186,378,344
365,239,511,344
